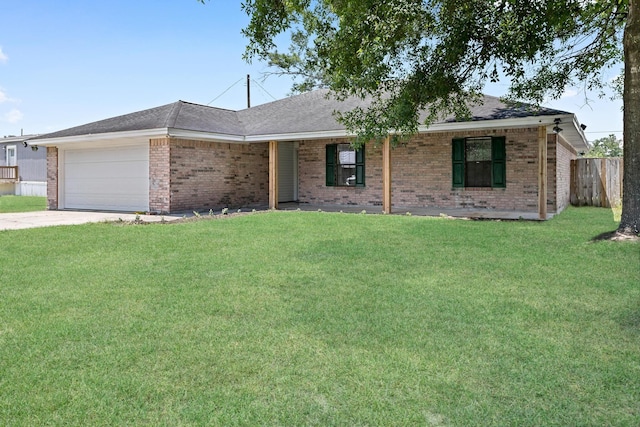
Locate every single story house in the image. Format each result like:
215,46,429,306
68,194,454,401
0,134,47,196
29,89,588,219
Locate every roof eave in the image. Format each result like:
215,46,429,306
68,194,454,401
28,128,169,146
26,113,589,151
245,129,350,142
423,114,588,151
245,115,590,147
167,129,246,143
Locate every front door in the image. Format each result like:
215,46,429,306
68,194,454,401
6,145,17,166
278,141,298,203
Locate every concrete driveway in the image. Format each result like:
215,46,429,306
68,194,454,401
0,210,180,231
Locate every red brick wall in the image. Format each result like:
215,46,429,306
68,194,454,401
298,138,384,206
46,146,58,210
149,138,171,213
555,136,578,213
167,138,269,212
298,127,552,213
547,134,558,214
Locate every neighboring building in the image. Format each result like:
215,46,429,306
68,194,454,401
0,134,47,196
30,90,588,219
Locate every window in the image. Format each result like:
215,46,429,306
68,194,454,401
326,143,365,187
452,136,506,188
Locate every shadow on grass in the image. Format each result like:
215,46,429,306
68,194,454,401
590,229,640,242
618,303,640,336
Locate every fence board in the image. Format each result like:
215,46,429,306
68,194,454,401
570,158,622,208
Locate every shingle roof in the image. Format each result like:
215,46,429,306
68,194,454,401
31,101,243,140
31,89,570,141
450,94,567,122
238,89,368,135
240,89,569,135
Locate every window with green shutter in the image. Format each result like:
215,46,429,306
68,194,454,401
326,145,336,186
326,143,365,187
452,136,506,188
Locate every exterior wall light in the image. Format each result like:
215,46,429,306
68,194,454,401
553,118,563,134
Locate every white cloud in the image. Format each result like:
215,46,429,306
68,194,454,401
0,87,19,104
0,47,7,63
561,89,578,99
4,109,23,123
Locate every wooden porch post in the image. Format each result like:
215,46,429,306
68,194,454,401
538,126,548,220
382,135,392,214
269,140,278,210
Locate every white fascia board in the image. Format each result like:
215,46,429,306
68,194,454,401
544,114,589,152
243,116,582,143
569,114,589,150
423,114,588,151
421,115,560,133
244,129,351,142
28,113,588,150
167,129,246,143
29,128,169,147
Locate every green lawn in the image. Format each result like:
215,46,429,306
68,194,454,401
0,195,46,213
0,208,638,426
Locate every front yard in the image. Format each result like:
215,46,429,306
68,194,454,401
0,195,46,213
0,207,638,425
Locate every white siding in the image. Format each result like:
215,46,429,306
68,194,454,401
17,181,47,197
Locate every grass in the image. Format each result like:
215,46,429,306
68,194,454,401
0,207,638,426
0,195,46,213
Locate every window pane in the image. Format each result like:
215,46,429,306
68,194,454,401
466,160,492,187
465,138,492,187
337,144,356,186
466,138,491,161
337,144,355,166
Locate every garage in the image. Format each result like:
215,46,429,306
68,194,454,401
62,144,149,211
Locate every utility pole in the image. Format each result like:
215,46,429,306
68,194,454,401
247,74,251,108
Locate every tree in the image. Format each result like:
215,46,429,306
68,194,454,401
236,0,638,237
585,134,624,157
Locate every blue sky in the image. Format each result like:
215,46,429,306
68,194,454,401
0,0,623,142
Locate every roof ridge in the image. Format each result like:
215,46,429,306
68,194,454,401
164,101,184,128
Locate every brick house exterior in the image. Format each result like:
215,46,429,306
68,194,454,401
297,128,578,216
148,137,269,213
31,90,588,219
46,146,58,210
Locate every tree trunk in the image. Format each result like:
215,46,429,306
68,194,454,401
620,0,640,235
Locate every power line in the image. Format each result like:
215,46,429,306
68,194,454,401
585,130,623,134
206,77,244,106
250,78,277,101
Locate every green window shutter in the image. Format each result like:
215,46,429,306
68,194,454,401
491,136,506,188
326,144,336,186
355,146,365,187
452,138,465,188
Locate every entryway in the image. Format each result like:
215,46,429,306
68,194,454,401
278,141,298,203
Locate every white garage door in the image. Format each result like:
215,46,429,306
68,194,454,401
64,144,149,211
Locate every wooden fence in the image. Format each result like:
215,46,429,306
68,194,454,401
570,158,623,208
